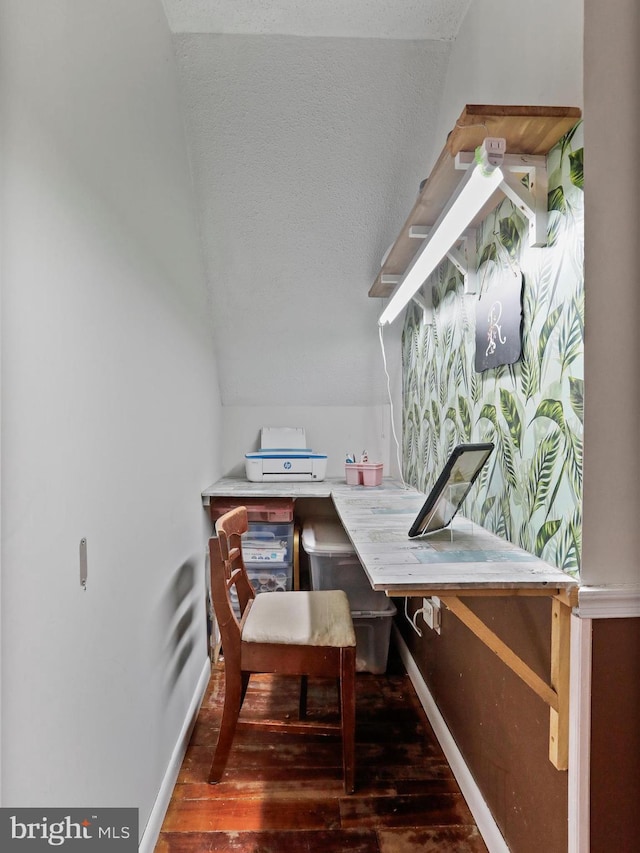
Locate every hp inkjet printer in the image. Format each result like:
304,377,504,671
245,427,327,482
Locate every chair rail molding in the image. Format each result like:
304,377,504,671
577,584,640,619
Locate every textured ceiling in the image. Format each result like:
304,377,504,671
161,0,471,39
164,2,471,407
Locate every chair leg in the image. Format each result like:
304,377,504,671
240,671,250,708
208,667,244,784
299,675,308,719
340,646,356,794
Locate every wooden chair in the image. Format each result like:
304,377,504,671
208,506,357,793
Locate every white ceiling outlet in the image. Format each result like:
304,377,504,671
160,0,472,40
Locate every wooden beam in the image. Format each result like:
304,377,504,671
390,587,568,599
440,596,559,711
549,598,571,770
237,719,340,737
554,586,580,608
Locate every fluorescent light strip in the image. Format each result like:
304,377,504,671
378,163,504,326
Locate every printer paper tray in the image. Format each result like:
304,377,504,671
258,473,319,482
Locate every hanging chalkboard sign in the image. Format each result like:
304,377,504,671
475,272,524,372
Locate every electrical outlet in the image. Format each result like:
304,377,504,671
422,597,441,634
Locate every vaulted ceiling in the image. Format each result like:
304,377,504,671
160,1,472,406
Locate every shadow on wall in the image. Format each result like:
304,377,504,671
163,559,202,695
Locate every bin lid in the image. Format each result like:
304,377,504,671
301,520,356,556
351,599,397,618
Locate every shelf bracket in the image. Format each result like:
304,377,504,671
381,272,431,321
380,274,401,288
408,225,430,240
439,593,571,770
456,151,549,248
411,289,432,322
408,226,478,294
447,229,478,294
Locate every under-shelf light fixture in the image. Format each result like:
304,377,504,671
378,138,506,326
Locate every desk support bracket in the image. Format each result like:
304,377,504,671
439,593,571,770
549,597,571,769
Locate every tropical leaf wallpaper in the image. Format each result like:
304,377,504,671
401,123,584,575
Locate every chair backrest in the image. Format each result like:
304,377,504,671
209,507,256,651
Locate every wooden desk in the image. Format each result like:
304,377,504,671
202,477,578,768
202,476,342,502
329,482,576,597
202,477,345,590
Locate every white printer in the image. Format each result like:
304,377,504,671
245,427,328,483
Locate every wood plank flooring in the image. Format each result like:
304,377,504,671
156,645,488,852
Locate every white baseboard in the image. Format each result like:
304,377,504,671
139,656,211,853
393,626,509,853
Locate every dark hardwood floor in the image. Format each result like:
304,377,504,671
156,643,488,852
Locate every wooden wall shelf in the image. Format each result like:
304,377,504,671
369,104,582,299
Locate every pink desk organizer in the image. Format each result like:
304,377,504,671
345,462,383,487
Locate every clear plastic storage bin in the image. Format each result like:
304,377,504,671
301,520,388,611
229,562,293,616
352,601,397,673
243,521,294,565
209,498,294,523
246,563,293,594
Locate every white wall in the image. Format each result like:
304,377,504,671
431,0,584,174
221,404,396,479
582,0,640,586
173,32,450,413
0,0,221,838
213,0,584,489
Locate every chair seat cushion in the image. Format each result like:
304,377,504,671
242,590,356,647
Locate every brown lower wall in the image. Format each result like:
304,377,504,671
395,595,568,853
590,617,640,853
